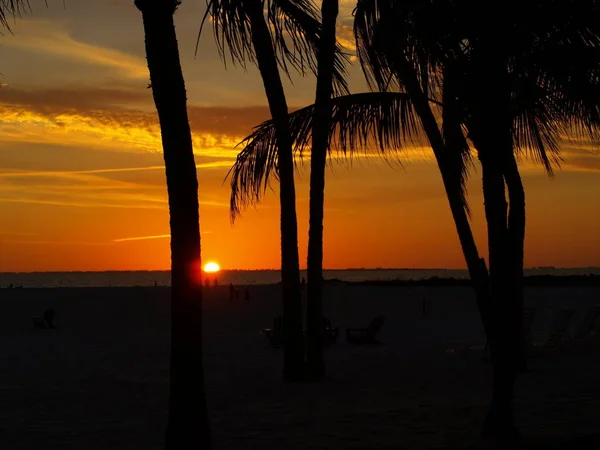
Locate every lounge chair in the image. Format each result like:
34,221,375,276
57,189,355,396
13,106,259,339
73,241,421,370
531,308,575,355
32,316,46,329
346,315,384,344
571,307,600,345
32,308,56,329
263,315,284,348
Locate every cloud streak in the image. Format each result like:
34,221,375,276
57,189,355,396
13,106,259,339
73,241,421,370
3,19,149,80
113,230,212,242
0,161,234,178
113,234,171,242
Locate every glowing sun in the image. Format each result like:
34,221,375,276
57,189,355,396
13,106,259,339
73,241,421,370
203,261,220,273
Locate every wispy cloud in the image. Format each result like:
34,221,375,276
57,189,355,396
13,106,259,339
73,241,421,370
5,240,109,246
114,230,213,242
2,19,149,80
0,196,166,209
0,161,234,178
113,234,171,242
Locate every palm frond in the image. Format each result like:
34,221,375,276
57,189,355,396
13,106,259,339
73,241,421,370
509,9,600,173
0,0,29,31
442,63,473,214
227,92,421,220
267,0,349,95
202,0,255,68
201,0,349,94
353,0,466,94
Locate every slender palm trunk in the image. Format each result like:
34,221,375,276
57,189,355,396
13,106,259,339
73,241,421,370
306,0,339,380
135,0,211,448
505,152,526,372
471,39,522,438
247,0,305,381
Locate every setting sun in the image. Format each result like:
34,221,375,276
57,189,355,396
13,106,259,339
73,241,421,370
203,262,220,273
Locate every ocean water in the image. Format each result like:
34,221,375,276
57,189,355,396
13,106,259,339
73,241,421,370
1,268,599,288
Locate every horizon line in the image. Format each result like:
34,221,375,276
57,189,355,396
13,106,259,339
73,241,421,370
2,266,600,275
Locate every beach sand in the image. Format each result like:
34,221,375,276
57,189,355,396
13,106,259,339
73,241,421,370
1,285,600,449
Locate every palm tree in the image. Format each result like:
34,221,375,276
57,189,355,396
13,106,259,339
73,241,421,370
305,0,340,380
135,1,211,448
203,0,348,381
228,0,600,438
354,0,600,438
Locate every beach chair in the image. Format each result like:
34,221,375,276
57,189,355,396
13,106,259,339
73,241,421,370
263,315,284,348
32,308,56,330
346,315,384,344
531,308,575,355
571,307,600,345
32,316,46,329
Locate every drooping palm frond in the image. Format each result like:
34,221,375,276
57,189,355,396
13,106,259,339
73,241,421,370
355,0,600,175
353,0,465,95
508,1,600,172
441,62,474,213
0,0,29,31
267,0,349,95
201,0,349,94
512,80,563,174
202,0,254,67
227,92,421,220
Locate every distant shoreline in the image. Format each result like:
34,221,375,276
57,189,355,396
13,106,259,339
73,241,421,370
2,274,600,289
2,266,599,274
338,274,600,287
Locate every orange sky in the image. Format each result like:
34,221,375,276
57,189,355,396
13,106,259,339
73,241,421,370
1,0,599,272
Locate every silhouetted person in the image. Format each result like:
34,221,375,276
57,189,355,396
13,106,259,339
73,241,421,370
229,283,235,302
43,308,56,329
244,289,250,303
213,277,218,287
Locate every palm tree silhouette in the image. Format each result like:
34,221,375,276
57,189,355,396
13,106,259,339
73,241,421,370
228,0,600,438
135,1,211,448
305,0,341,380
203,0,348,381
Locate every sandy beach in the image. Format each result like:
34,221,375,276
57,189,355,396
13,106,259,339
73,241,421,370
1,285,600,449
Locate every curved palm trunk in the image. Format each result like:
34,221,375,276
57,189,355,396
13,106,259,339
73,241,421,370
395,56,491,330
135,1,211,448
246,0,305,381
306,0,339,380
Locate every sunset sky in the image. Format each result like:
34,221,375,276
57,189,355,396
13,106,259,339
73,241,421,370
1,0,599,272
